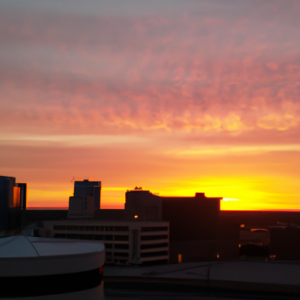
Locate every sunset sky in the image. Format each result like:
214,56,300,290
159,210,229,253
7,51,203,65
1,0,300,210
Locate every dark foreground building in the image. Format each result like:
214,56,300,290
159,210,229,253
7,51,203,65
220,211,300,229
220,211,300,260
0,175,27,236
0,176,105,299
269,225,300,260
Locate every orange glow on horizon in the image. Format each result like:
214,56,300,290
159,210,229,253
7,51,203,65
26,176,300,211
1,1,300,213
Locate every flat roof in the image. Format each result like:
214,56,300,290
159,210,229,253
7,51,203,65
44,220,169,226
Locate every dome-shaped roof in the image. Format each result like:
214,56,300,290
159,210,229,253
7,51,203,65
0,235,105,276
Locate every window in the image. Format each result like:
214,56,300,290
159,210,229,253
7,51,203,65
54,233,66,238
141,235,168,241
141,227,168,232
54,225,66,230
67,234,80,239
141,251,168,258
141,243,168,250
114,259,127,264
115,235,129,241
114,226,129,231
115,244,129,249
114,252,129,257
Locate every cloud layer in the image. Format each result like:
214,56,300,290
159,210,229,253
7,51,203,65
1,0,300,137
1,0,300,209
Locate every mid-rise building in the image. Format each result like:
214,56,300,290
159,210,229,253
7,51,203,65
269,225,300,260
0,175,27,236
68,179,101,218
94,189,239,262
43,220,169,265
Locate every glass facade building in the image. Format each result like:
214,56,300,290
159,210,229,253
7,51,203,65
0,176,27,236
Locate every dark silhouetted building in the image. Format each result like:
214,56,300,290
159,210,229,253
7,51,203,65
68,179,101,218
269,225,300,260
220,211,300,229
161,193,220,241
24,210,68,227
0,175,27,236
95,189,239,263
220,211,300,259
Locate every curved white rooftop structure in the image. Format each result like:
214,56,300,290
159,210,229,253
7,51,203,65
0,235,105,277
0,235,105,298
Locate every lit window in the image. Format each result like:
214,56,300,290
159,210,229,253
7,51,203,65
240,224,245,228
239,244,241,248
178,254,182,264
134,215,138,219
216,253,220,259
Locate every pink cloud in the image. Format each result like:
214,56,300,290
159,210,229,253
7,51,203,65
0,1,300,140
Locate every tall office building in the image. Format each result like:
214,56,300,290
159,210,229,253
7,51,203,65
0,175,27,236
68,180,101,218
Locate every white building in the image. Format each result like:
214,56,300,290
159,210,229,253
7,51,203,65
0,235,105,298
43,220,170,265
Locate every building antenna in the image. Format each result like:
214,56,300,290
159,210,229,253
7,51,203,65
70,176,75,183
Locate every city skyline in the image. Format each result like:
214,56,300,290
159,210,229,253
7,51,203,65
1,0,300,210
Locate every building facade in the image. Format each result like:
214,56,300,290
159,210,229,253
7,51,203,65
43,220,169,265
269,225,300,260
94,189,239,263
68,180,101,218
0,175,27,236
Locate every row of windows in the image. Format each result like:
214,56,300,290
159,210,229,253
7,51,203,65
105,251,129,257
114,252,129,257
53,225,129,232
141,235,168,241
105,243,129,250
104,244,129,249
140,251,168,258
54,234,129,241
141,227,168,232
105,250,168,260
54,233,168,242
107,259,127,264
140,243,168,250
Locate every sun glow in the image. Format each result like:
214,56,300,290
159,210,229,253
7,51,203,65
222,198,239,201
